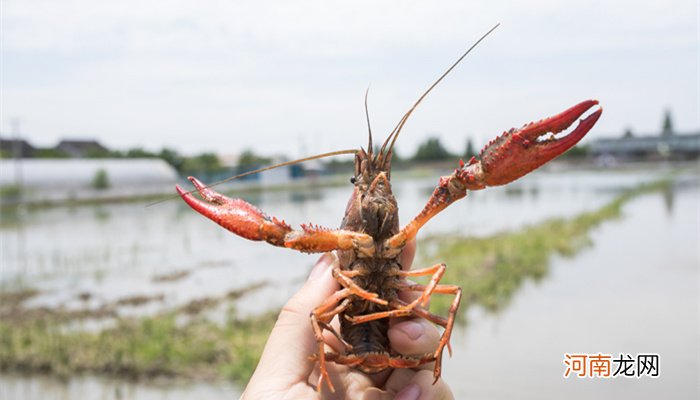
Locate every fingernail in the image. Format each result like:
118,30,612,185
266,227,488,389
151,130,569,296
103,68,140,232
309,253,334,281
394,383,420,400
396,320,424,341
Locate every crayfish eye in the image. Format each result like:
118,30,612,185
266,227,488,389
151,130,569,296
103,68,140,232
350,176,356,184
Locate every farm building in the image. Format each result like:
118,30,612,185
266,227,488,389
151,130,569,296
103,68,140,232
589,132,700,161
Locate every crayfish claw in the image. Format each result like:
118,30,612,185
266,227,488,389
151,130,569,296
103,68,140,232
475,100,602,187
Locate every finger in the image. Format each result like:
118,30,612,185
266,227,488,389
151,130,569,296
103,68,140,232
397,280,423,305
368,319,434,389
387,318,441,370
362,369,414,400
392,369,454,400
377,368,453,400
248,252,340,387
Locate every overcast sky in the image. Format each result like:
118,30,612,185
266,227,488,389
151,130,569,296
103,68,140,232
2,0,698,158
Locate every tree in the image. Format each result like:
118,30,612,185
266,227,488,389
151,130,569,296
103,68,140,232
237,149,272,169
560,144,589,159
85,148,120,158
413,136,454,162
33,148,70,158
662,109,674,136
386,145,403,163
182,153,224,176
464,138,476,159
125,147,157,158
623,127,634,138
159,147,184,173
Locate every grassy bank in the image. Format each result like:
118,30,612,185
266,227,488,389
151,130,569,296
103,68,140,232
0,311,276,382
0,282,273,383
422,179,673,315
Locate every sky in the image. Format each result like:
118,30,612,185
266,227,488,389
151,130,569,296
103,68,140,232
2,0,698,158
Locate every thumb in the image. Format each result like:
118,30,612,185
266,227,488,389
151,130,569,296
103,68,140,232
251,252,340,383
278,252,340,329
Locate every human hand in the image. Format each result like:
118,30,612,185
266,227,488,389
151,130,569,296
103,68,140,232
241,241,454,400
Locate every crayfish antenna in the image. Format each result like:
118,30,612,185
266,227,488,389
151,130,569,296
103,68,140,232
379,23,501,160
148,149,357,207
365,86,374,158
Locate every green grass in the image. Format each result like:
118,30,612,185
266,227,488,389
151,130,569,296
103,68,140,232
0,311,276,382
0,185,23,198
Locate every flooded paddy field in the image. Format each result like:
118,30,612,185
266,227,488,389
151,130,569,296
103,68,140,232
1,164,698,399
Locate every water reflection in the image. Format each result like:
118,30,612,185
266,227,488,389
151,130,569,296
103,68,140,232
289,188,324,204
93,206,111,222
441,176,699,400
425,178,683,321
662,183,675,214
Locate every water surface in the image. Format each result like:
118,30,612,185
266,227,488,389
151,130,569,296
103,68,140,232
1,166,697,399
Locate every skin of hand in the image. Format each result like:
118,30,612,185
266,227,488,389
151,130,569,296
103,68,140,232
241,240,455,400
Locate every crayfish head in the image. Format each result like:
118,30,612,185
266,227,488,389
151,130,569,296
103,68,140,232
352,146,394,184
360,171,398,239
348,148,399,239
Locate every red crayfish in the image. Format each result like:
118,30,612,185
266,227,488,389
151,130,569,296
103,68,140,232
176,28,602,392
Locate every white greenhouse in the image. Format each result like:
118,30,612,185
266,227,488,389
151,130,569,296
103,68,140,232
0,159,179,203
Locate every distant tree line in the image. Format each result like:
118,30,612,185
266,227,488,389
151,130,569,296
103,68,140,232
76,147,225,176
10,133,588,181
120,147,229,177
14,145,227,177
80,147,278,177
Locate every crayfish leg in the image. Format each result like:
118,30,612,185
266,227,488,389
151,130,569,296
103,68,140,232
310,288,352,393
346,262,449,324
399,283,462,382
397,262,447,308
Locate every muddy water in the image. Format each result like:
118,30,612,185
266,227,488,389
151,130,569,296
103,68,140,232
1,166,697,399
